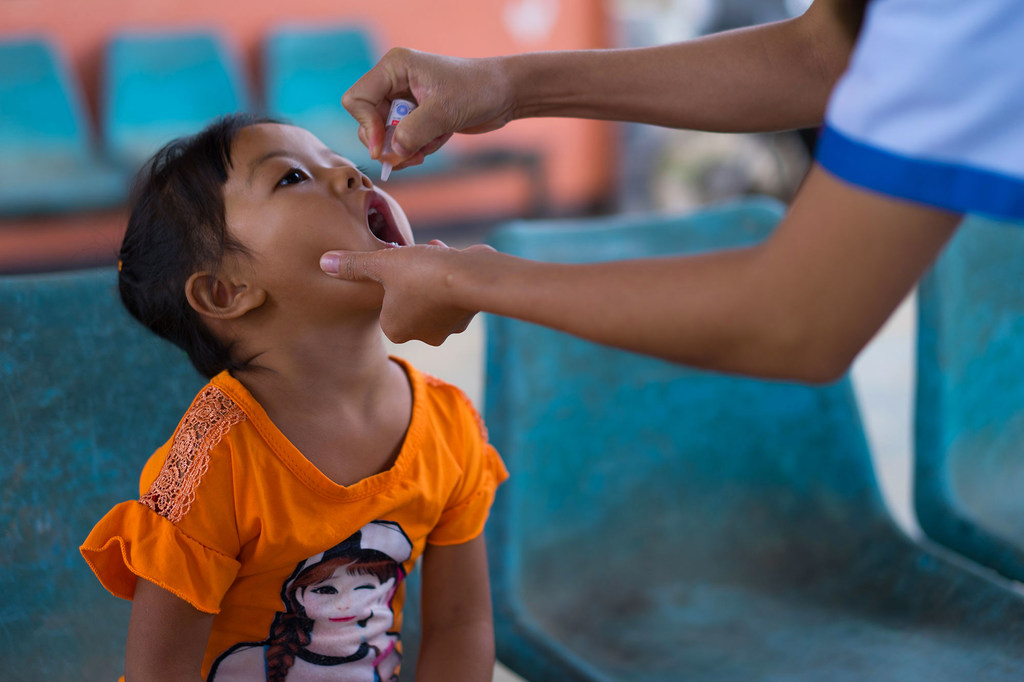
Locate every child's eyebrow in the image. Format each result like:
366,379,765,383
247,150,293,185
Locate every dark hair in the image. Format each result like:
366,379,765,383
118,113,273,378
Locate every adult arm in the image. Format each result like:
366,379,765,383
323,166,960,383
125,578,214,681
342,0,864,166
415,535,495,681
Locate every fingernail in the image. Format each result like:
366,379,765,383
391,140,411,159
320,253,340,274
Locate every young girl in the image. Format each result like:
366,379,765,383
80,114,508,681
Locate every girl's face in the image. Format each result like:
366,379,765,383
221,123,414,315
296,563,397,628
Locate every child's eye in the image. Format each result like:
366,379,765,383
277,168,308,187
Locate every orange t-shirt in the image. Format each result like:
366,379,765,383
81,358,507,679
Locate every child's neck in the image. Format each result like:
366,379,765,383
236,320,396,416
232,320,414,487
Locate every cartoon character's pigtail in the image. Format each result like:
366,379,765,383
264,550,326,681
265,609,312,682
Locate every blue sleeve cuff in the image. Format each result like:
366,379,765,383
816,125,1024,222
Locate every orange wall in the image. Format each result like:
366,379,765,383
0,0,617,219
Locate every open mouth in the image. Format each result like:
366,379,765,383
366,194,406,246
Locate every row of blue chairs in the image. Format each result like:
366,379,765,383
0,27,487,217
2,198,1023,679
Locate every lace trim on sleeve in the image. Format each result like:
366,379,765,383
140,385,247,523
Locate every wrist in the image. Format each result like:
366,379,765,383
496,53,531,121
441,248,494,312
446,249,541,321
501,51,577,120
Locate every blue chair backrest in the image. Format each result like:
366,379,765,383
483,199,887,666
103,30,249,168
915,215,1024,582
264,25,376,122
262,24,449,180
0,37,89,160
262,25,380,168
0,268,206,679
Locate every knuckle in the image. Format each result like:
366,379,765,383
384,46,413,65
341,254,359,281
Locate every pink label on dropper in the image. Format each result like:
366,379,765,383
381,98,415,182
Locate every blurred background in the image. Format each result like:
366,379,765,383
0,0,817,272
1,2,922,680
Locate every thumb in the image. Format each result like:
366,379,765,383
320,250,385,282
390,102,454,161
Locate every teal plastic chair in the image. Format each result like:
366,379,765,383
0,38,126,215
915,215,1024,583
103,30,250,170
0,268,206,679
262,24,449,178
483,199,1024,681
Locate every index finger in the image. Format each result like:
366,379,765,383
342,60,410,160
319,249,389,282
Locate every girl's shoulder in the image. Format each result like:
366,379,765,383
138,376,249,522
395,356,480,417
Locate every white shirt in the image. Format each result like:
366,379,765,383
817,0,1024,220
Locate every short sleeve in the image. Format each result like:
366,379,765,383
80,501,241,614
817,0,1024,220
79,383,246,613
426,388,509,546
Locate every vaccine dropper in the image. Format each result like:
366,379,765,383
380,98,416,182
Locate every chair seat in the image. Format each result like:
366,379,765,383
0,156,126,215
483,199,1024,681
519,525,1024,680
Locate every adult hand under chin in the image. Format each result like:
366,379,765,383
319,240,494,346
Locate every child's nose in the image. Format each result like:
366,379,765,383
330,165,373,192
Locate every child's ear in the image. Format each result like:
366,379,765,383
185,270,266,320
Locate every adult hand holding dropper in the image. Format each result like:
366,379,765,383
323,0,1022,382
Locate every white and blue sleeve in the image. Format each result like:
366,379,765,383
816,0,1024,220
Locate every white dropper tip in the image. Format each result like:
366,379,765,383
381,162,393,182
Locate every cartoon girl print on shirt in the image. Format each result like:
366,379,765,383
209,520,413,682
